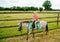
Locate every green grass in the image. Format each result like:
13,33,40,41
0,27,27,39
0,13,60,39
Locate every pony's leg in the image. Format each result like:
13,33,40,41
32,29,35,39
46,24,48,35
26,28,30,40
26,29,32,40
28,29,32,35
28,29,35,39
45,29,47,35
43,26,48,35
42,25,48,35
41,27,45,36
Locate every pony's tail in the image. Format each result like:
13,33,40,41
46,23,48,35
18,22,22,31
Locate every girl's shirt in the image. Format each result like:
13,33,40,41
33,14,38,21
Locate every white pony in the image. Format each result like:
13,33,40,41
18,21,48,36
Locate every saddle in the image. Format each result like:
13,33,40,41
29,21,40,29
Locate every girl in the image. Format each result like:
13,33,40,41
33,12,39,21
33,12,39,29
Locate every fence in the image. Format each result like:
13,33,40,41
0,12,60,28
0,11,60,14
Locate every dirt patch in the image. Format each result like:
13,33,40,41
0,29,60,42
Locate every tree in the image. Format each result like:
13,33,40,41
0,7,4,10
42,0,52,10
30,6,38,11
39,7,43,12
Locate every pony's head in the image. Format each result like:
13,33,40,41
18,22,22,31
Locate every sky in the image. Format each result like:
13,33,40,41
0,0,60,9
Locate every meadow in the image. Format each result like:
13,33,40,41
0,12,60,39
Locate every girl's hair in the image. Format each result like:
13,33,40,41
33,11,38,16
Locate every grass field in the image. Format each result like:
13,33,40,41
1,28,60,42
0,12,60,39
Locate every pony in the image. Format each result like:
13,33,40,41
18,20,48,40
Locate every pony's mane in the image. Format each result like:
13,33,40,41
22,21,32,23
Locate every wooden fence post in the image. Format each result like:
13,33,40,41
57,12,59,25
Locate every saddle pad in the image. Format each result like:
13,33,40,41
29,22,40,29
37,23,40,29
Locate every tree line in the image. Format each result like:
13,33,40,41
0,6,43,11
